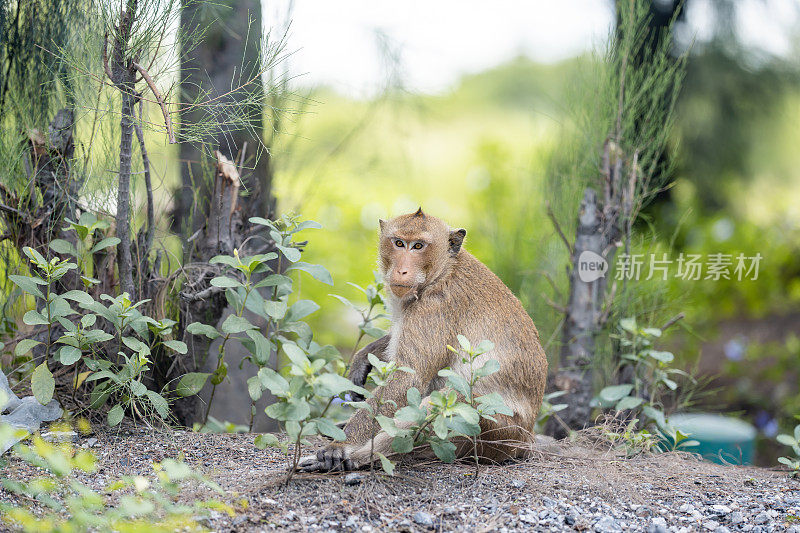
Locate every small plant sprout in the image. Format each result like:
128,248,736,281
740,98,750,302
777,421,800,477
592,317,698,454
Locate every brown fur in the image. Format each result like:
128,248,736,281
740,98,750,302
299,210,547,471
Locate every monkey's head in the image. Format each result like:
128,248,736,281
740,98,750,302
378,207,466,300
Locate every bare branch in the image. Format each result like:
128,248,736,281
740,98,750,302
546,201,574,259
131,60,176,144
660,312,685,332
102,33,113,81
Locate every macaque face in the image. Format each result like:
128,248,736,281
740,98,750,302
378,209,465,299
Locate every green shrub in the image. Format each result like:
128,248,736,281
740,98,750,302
777,422,800,477
0,417,230,532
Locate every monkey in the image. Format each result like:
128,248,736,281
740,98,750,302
299,208,547,471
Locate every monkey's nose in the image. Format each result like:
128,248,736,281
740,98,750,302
397,269,408,276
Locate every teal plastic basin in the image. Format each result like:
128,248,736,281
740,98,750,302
664,413,756,465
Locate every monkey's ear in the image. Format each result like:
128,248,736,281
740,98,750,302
449,228,466,254
379,219,385,231
413,206,425,218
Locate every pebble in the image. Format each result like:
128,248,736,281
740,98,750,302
344,473,364,486
730,511,745,524
648,517,668,533
412,511,433,528
752,511,769,524
595,515,623,532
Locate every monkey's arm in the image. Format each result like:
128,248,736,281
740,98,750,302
347,334,390,389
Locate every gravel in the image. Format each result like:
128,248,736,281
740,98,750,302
1,427,799,531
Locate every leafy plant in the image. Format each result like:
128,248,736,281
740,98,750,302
9,246,186,426
254,341,367,483
777,421,800,477
592,317,698,453
331,271,389,356
535,390,568,434
184,213,335,429
0,421,231,532
372,336,513,474
49,212,120,287
357,353,414,475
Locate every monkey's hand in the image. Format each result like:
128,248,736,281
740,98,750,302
298,443,356,472
346,360,371,402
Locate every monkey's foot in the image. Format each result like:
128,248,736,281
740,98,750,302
298,446,356,472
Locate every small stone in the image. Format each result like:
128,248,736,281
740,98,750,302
413,511,433,528
344,473,364,486
711,504,731,515
232,516,247,526
542,496,557,507
679,503,695,513
647,517,668,533
752,511,769,525
443,506,457,515
345,515,358,528
595,516,622,533
564,514,577,526
702,520,719,530
284,511,297,521
730,511,745,525
510,478,525,489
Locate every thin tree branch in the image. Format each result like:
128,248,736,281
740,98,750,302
660,312,685,332
546,201,574,259
134,99,155,267
132,60,176,143
102,33,113,81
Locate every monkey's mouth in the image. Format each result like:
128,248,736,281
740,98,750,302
389,284,415,298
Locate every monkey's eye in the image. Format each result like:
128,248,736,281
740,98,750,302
394,239,404,248
412,242,423,250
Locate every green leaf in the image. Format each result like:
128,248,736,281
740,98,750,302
107,404,124,427
619,317,637,333
285,300,320,322
211,362,228,385
662,378,678,390
221,314,255,334
258,368,290,396
89,237,121,254
263,300,287,320
31,363,55,405
58,345,82,365
430,440,456,463
175,373,210,396
254,274,292,289
22,309,49,326
377,452,395,475
475,358,501,378
456,334,471,352
376,415,400,437
614,396,644,411
407,388,422,407
14,339,41,356
265,398,310,422
276,244,301,263
283,343,310,369
60,290,96,307
794,424,800,442
315,418,347,441
211,276,243,288
254,433,281,449
642,327,662,337
145,390,170,419
247,376,262,402
163,340,188,354
438,369,470,399
391,435,415,454
599,384,635,402
362,326,385,339
186,322,220,340
9,275,46,298
286,262,333,286
23,246,47,266
49,239,77,256
647,350,675,363
315,373,365,397
777,434,798,447
433,415,448,440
